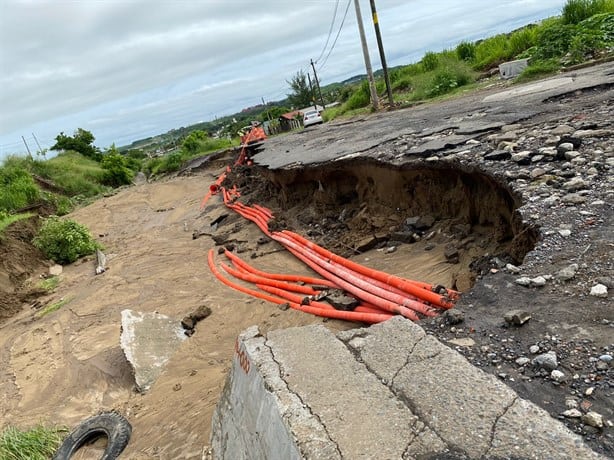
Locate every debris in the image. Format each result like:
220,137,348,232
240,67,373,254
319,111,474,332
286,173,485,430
556,264,578,281
582,412,603,429
95,249,107,275
322,290,360,311
504,310,531,326
49,264,63,276
562,409,582,418
589,284,608,298
551,370,566,383
532,351,558,371
181,305,213,336
443,309,464,325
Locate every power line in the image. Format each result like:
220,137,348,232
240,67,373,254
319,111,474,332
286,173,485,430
314,0,340,64
317,0,352,72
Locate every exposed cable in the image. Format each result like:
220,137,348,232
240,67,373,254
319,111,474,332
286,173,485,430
314,0,340,64
317,0,352,72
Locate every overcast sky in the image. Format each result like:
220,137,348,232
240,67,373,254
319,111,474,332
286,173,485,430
0,0,566,158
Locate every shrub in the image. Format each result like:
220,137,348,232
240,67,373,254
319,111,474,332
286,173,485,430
516,59,562,82
392,75,413,92
427,66,473,97
421,51,440,71
101,152,134,187
562,0,614,24
569,28,606,61
474,34,512,69
509,26,539,56
34,217,100,264
534,23,578,59
343,80,372,110
456,41,476,61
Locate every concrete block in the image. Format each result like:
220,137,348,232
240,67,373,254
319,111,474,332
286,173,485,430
120,309,186,393
499,58,530,79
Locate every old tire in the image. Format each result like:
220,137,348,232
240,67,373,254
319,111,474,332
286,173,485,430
53,412,132,460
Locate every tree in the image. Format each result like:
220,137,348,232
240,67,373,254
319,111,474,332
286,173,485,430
286,70,313,108
182,130,208,154
101,144,134,187
50,128,102,161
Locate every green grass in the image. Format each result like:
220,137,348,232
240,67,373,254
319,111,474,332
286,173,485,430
37,296,73,318
37,276,60,292
562,0,614,24
0,424,67,460
0,212,34,234
516,59,562,82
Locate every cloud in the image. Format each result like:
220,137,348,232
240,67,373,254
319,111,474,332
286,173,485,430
0,0,566,156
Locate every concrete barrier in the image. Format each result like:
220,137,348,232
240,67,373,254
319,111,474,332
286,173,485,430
211,317,603,459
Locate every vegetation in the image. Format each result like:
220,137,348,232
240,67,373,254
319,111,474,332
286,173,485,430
37,296,73,318
34,217,100,264
0,211,34,235
0,424,67,460
50,128,102,161
286,70,314,108
101,145,135,187
37,275,60,292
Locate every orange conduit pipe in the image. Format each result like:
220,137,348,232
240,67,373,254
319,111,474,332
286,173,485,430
273,232,437,318
220,262,320,296
209,250,392,324
280,241,420,321
223,250,339,288
280,229,457,308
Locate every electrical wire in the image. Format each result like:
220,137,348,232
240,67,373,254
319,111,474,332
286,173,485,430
314,0,340,64
317,0,352,72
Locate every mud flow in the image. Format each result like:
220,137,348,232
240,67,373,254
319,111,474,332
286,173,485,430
228,159,539,291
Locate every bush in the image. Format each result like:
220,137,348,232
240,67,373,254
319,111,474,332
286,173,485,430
562,0,614,24
392,75,413,92
569,28,606,61
421,51,440,71
456,41,476,61
427,66,473,97
474,34,512,69
534,23,578,59
34,217,100,264
343,80,372,111
101,152,134,187
516,59,562,81
509,26,539,56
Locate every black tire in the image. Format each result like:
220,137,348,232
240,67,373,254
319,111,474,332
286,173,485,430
53,412,132,460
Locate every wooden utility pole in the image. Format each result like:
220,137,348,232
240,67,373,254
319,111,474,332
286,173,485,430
354,0,379,110
369,0,394,107
21,136,33,159
310,59,325,108
307,73,318,111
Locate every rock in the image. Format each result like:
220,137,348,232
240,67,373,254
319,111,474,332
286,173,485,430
557,229,571,238
415,215,435,230
559,135,582,149
565,398,579,409
444,244,459,264
533,351,558,371
590,284,608,298
561,193,587,205
49,264,63,276
181,305,213,335
504,310,532,326
506,263,521,273
574,129,611,138
585,387,595,396
515,277,531,287
515,357,530,366
355,234,388,252
278,303,290,311
530,276,547,287
391,231,417,244
323,289,360,311
556,264,578,281
529,345,540,354
551,125,574,135
443,309,465,325
133,171,147,184
564,150,581,160
530,168,546,179
562,409,582,418
582,412,604,429
557,143,575,155
563,177,588,192
511,151,531,165
384,246,397,254
551,370,566,383
448,337,475,347
484,150,511,161
531,154,544,163
599,354,612,363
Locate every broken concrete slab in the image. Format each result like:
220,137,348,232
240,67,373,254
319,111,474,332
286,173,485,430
211,317,602,459
405,134,475,156
499,58,530,79
120,309,186,393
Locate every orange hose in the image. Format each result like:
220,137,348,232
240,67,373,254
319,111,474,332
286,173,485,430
280,230,456,308
274,232,436,317
223,250,338,288
220,262,319,295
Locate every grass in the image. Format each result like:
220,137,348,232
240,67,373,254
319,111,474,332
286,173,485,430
562,0,614,24
0,212,34,235
0,424,67,460
36,296,73,318
37,276,60,292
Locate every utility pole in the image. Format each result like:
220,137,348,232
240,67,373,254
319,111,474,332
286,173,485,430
354,0,378,110
262,97,272,122
369,0,394,107
32,132,45,157
310,59,325,108
21,136,33,159
307,72,317,111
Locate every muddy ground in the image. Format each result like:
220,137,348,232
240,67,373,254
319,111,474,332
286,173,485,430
0,65,612,458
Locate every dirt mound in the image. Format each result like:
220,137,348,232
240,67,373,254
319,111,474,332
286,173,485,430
0,218,48,323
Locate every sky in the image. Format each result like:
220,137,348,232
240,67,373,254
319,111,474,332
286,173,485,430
0,0,567,158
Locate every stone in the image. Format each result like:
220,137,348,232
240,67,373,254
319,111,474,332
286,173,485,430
599,354,612,363
551,370,566,383
533,351,558,371
448,337,475,347
564,150,581,160
415,215,435,230
529,345,540,354
530,168,546,179
443,309,465,325
515,357,530,366
582,412,603,429
511,151,531,165
323,290,360,311
48,264,63,276
530,276,547,287
484,150,511,161
589,284,608,298
506,263,521,273
556,264,578,281
562,193,587,205
444,244,459,264
531,154,544,163
551,125,574,135
562,409,582,418
515,277,531,287
557,229,572,237
504,310,532,326
563,177,588,192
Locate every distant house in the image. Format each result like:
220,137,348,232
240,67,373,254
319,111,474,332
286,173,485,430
278,110,303,132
